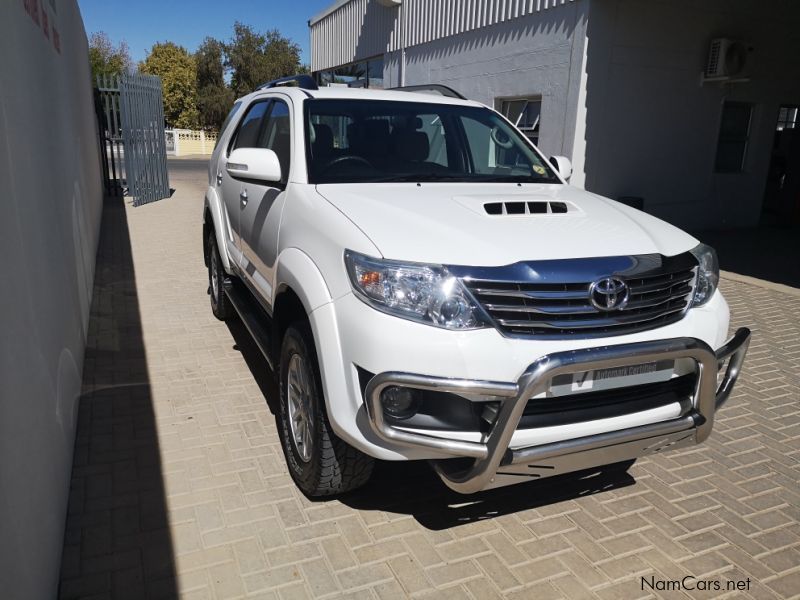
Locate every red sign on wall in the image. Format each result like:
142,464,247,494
22,0,60,54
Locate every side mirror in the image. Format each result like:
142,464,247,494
226,147,282,183
549,155,572,181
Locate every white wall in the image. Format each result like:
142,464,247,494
0,1,102,598
576,0,800,229
388,0,589,160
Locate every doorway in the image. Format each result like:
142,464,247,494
762,105,800,225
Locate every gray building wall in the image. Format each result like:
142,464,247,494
577,0,800,229
310,0,578,72
311,0,587,160
0,1,103,597
386,0,589,159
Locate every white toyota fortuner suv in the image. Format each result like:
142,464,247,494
202,75,750,497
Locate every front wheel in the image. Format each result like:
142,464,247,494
278,322,374,496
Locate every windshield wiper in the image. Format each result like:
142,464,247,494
358,173,557,184
367,173,469,183
477,175,556,183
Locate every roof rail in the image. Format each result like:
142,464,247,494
257,74,318,91
389,84,467,100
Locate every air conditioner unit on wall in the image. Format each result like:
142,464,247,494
705,38,750,79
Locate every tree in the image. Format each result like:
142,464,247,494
88,32,132,81
195,37,234,131
224,23,303,97
139,42,199,129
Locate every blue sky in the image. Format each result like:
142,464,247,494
77,0,334,66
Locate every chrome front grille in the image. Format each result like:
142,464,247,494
456,253,697,338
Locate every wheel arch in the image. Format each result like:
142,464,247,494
203,188,232,272
272,248,334,354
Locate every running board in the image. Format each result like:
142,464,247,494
224,280,276,371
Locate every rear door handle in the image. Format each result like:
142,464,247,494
240,188,248,207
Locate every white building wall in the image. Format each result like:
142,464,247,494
577,0,800,229
0,1,103,597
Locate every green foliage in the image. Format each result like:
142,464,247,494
195,38,235,131
224,23,303,97
88,32,132,82
140,42,199,129
96,23,306,131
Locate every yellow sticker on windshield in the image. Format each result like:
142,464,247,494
533,165,547,175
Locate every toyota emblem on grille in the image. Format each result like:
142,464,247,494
589,277,629,311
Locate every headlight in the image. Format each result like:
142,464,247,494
690,243,719,307
344,251,489,330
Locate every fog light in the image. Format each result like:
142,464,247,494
380,386,421,419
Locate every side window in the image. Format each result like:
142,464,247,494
260,100,291,181
417,114,448,167
215,101,242,150
230,100,270,153
461,116,526,172
461,117,490,171
460,115,552,178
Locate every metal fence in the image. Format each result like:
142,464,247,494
95,74,124,196
94,73,170,206
119,73,170,206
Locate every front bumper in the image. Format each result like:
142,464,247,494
364,328,751,494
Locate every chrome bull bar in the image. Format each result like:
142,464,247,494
365,328,751,494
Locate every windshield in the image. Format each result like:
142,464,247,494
305,99,561,184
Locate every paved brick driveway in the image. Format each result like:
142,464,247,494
60,163,800,599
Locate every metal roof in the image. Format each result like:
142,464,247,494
310,0,576,72
309,0,356,26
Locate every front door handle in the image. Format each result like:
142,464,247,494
240,188,248,208
216,171,223,186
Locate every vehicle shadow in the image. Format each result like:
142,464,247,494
339,460,636,530
227,316,637,529
225,316,280,416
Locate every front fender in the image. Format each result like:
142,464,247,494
204,186,232,272
275,248,332,313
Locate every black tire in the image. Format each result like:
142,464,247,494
207,230,233,321
278,321,374,496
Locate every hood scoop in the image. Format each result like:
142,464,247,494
484,201,574,216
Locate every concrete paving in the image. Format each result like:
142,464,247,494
60,164,800,599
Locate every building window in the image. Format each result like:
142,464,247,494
715,101,753,173
498,97,541,145
315,56,384,89
776,105,799,130
367,58,384,89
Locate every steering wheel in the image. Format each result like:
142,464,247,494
320,155,374,173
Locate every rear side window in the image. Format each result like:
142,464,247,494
230,100,270,153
